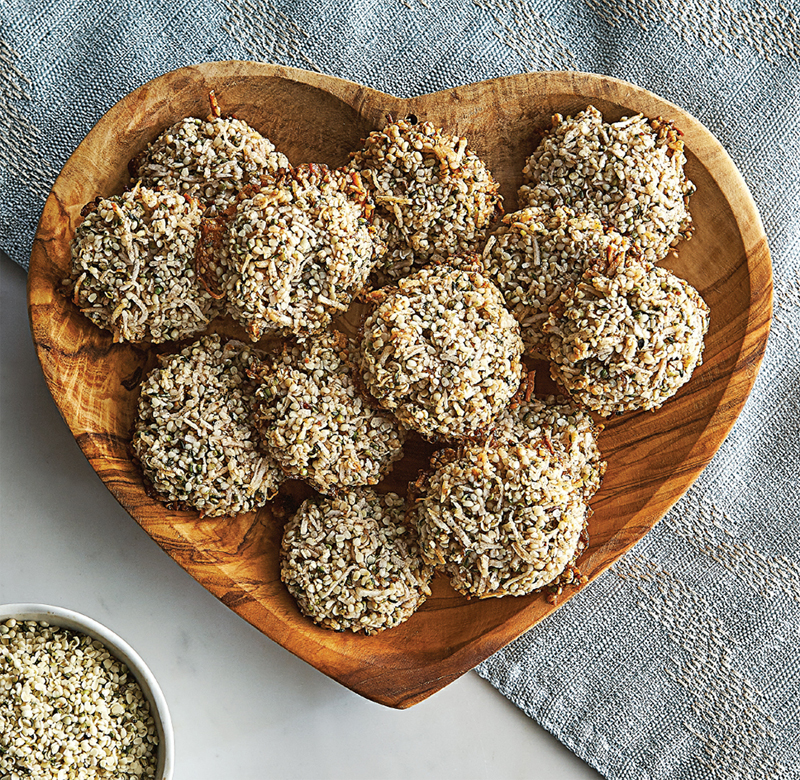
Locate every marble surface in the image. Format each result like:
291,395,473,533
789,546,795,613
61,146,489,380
0,257,602,780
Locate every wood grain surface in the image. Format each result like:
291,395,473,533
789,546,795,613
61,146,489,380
28,62,772,708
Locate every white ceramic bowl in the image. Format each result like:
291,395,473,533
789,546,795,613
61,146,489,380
0,603,174,779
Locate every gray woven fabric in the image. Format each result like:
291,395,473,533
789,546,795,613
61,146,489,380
2,1,799,777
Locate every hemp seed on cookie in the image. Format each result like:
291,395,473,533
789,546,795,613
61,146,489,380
493,388,606,500
482,205,629,353
413,442,590,599
133,99,289,214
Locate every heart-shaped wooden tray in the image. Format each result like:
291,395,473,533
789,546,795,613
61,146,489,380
28,62,771,708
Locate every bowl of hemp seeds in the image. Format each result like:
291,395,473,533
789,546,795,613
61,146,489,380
0,603,173,780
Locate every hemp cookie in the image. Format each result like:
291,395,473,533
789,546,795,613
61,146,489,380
67,186,219,343
349,119,501,278
132,334,284,516
482,205,629,353
544,253,709,416
133,109,289,214
358,263,524,441
212,164,380,340
519,106,694,261
413,442,589,599
281,489,433,634
250,331,405,494
493,388,606,500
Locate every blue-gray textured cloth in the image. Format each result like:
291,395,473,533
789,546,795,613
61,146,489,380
2,1,799,777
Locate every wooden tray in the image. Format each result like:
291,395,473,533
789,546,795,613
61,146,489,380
28,62,772,708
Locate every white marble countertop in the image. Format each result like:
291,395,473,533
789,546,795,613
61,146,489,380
1,257,602,780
